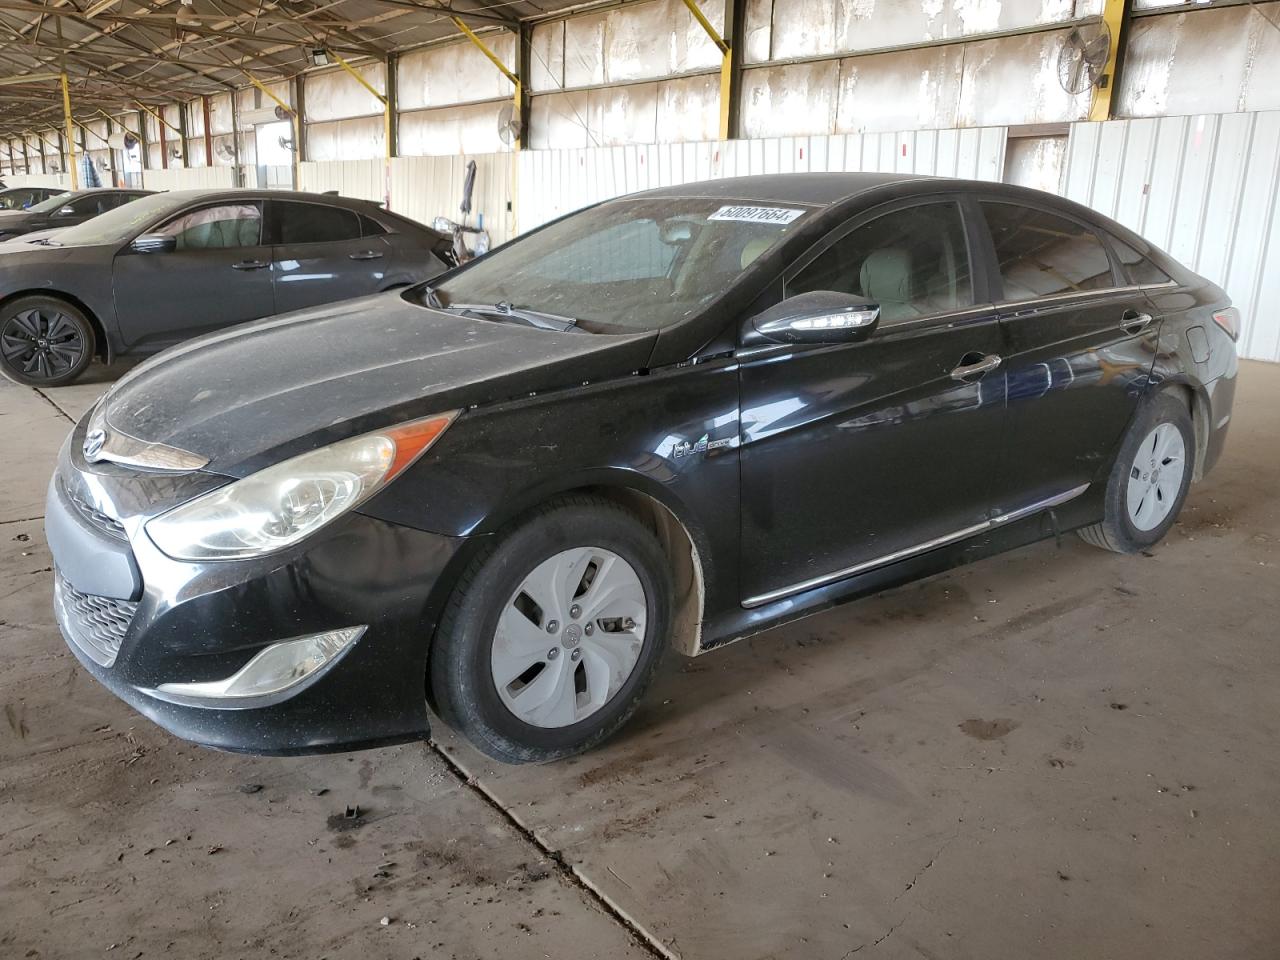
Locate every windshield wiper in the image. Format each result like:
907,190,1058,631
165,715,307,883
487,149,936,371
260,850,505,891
419,285,444,308
450,302,580,333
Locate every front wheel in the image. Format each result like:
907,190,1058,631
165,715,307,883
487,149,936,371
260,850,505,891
0,296,95,387
430,496,672,764
1077,392,1195,554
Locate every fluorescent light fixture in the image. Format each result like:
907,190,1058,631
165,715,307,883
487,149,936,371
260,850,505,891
309,47,331,67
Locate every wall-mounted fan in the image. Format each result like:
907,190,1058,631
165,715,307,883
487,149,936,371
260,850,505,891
214,140,236,162
1058,23,1111,95
274,104,295,121
278,136,295,151
497,102,522,146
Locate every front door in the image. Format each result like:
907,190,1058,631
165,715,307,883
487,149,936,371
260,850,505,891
975,200,1162,516
268,199,386,314
738,198,1007,607
113,200,274,350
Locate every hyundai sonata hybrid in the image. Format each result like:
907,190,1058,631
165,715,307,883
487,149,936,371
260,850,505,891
46,173,1238,763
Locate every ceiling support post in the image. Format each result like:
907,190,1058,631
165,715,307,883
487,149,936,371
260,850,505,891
1089,0,1132,122
60,72,78,188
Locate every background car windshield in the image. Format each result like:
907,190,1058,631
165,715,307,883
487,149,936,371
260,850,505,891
54,193,190,246
25,192,73,214
434,197,811,332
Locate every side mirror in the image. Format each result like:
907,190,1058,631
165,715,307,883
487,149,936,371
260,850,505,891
131,233,177,255
744,291,880,345
56,205,76,217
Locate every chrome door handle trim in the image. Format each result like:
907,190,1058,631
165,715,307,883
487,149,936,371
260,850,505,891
949,354,1002,381
1121,312,1153,334
232,260,269,271
349,251,384,261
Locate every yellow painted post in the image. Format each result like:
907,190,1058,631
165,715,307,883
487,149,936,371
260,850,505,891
678,0,732,139
1089,0,1127,122
450,16,522,150
61,72,78,189
328,51,393,208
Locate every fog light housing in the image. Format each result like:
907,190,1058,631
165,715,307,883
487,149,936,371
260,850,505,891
151,627,365,706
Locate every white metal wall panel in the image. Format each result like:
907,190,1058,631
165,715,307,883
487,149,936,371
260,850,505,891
516,127,1006,231
141,166,236,191
298,158,385,203
1,172,68,188
1064,112,1280,361
390,154,516,243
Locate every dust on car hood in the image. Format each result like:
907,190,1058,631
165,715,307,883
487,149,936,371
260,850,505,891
97,291,656,476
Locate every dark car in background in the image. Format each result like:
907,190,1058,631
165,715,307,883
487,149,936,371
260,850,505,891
45,173,1237,763
0,185,64,210
0,189,452,386
0,188,153,241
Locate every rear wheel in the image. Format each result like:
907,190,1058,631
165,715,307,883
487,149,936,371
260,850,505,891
1077,392,1195,554
0,296,95,387
431,496,671,764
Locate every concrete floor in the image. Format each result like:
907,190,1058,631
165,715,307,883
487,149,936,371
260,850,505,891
2,360,1277,960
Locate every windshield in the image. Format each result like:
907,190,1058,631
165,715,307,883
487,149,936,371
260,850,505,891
26,192,73,214
431,197,812,333
55,192,191,246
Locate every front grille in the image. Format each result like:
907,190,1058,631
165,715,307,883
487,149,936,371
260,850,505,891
53,570,138,668
66,488,127,541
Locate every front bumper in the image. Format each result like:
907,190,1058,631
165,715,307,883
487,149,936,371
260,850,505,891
46,428,469,755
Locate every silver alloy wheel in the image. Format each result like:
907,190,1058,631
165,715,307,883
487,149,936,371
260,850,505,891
490,546,647,728
1126,422,1187,531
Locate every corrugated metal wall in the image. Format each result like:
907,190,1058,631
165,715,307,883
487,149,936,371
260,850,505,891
1063,111,1280,362
141,166,237,191
517,127,1007,230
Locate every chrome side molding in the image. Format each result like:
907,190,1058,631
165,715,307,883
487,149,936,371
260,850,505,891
741,482,1090,609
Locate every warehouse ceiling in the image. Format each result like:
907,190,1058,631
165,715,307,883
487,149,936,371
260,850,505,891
0,0,574,134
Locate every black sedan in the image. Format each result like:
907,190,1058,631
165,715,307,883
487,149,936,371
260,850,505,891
0,188,153,242
46,173,1238,763
0,189,451,386
0,185,64,210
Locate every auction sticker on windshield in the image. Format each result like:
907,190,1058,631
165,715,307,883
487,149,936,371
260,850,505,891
708,205,806,225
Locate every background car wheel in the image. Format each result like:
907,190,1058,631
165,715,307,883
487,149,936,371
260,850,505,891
1077,391,1195,554
0,296,95,387
431,495,672,764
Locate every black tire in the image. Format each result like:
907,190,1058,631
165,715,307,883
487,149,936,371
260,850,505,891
0,296,95,387
431,495,672,764
1077,391,1195,554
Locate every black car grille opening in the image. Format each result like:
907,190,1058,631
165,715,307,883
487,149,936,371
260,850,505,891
54,570,138,668
67,488,128,541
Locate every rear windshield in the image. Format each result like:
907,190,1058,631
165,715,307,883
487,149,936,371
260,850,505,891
432,197,813,333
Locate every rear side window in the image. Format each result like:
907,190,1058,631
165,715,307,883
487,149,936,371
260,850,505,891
360,214,388,237
275,202,361,244
1111,237,1172,285
982,202,1115,302
789,201,974,323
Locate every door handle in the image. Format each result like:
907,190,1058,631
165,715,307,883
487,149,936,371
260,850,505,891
950,353,1002,381
1120,309,1153,335
232,259,269,271
349,250,384,261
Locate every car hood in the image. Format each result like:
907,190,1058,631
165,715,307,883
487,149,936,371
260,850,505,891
96,291,658,476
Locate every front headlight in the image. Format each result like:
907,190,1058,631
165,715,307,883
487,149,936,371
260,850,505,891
145,412,456,561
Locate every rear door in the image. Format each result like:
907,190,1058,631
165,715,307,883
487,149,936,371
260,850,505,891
976,199,1163,516
268,200,388,313
113,199,274,349
737,197,1007,607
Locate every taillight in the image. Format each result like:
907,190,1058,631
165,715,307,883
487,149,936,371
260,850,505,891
1212,307,1240,341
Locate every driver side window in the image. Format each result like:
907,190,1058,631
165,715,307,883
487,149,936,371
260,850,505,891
789,202,974,323
155,203,263,251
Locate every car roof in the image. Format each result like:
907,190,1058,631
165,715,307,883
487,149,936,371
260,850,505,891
632,172,935,206
160,188,382,211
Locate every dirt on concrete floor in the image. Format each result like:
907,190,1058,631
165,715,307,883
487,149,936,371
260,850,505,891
2,361,1278,960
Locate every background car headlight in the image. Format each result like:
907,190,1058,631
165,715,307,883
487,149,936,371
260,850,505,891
146,413,456,561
